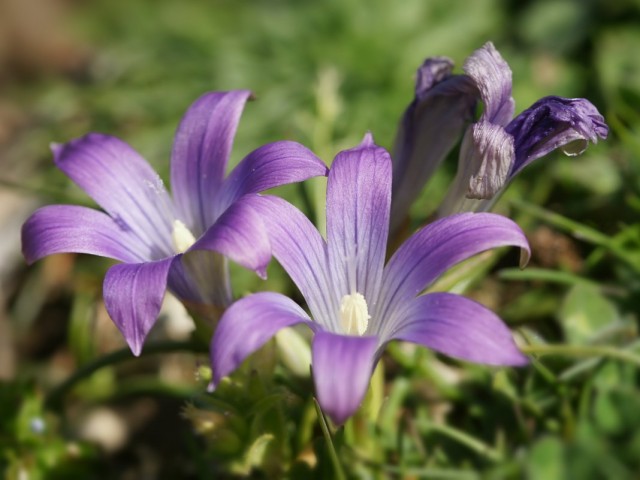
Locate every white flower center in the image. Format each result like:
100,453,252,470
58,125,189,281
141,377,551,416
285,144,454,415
339,292,370,336
171,220,196,254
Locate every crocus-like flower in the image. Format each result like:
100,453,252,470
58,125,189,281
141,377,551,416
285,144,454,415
210,133,530,425
22,90,328,355
391,42,608,228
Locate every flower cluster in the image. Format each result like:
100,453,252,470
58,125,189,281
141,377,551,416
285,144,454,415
22,43,607,424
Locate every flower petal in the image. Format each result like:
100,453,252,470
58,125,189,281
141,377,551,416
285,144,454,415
218,140,328,211
505,96,609,176
168,250,232,309
22,205,144,264
170,90,252,234
466,122,514,199
390,292,528,365
391,58,477,232
312,331,379,425
379,213,529,335
438,122,515,215
103,257,176,356
246,195,335,329
326,134,391,305
189,194,271,278
463,42,515,126
210,292,313,386
52,133,174,259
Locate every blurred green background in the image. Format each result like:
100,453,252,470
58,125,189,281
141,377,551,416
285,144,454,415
1,0,640,478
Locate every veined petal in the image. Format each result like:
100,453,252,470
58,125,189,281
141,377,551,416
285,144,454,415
379,213,529,335
218,140,328,211
170,90,252,234
247,195,336,329
506,96,609,176
327,133,391,307
53,134,174,259
391,60,477,232
390,292,528,365
210,292,313,386
439,122,515,216
103,257,176,356
463,42,515,126
312,331,379,425
466,122,514,199
188,194,271,278
22,205,144,264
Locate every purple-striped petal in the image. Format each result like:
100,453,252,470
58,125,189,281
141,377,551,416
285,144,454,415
22,205,144,264
246,195,336,329
218,140,328,211
53,134,174,259
390,292,528,365
170,90,252,234
379,213,529,330
463,42,514,126
312,331,379,425
327,134,390,303
390,59,477,232
189,194,271,279
506,96,609,176
168,250,232,309
210,292,313,386
103,257,176,356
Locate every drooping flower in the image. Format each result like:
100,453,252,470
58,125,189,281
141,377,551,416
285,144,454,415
210,133,530,425
22,90,328,355
391,42,608,227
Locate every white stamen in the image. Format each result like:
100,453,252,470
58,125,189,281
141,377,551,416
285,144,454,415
171,220,196,254
339,292,370,336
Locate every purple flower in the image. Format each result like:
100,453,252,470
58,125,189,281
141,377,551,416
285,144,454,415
210,133,530,425
22,90,328,355
391,42,609,224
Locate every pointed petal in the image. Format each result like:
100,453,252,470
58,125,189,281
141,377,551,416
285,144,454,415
210,292,313,385
22,205,144,264
506,96,609,176
326,134,391,304
312,331,379,425
379,213,529,334
246,195,335,329
463,42,515,126
170,90,252,233
219,140,328,210
189,194,270,278
103,257,175,356
52,133,174,258
391,58,477,232
390,292,528,365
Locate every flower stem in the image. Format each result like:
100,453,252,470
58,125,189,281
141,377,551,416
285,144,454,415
45,340,208,410
418,420,503,462
521,343,640,368
313,398,346,480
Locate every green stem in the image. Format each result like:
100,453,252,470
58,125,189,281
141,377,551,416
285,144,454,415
45,340,208,409
419,421,503,462
313,398,346,480
521,344,640,368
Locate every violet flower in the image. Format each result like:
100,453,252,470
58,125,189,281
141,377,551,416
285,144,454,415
210,133,530,425
22,90,328,355
391,42,608,227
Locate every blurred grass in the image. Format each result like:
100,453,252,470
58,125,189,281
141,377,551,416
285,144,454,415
2,0,640,478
